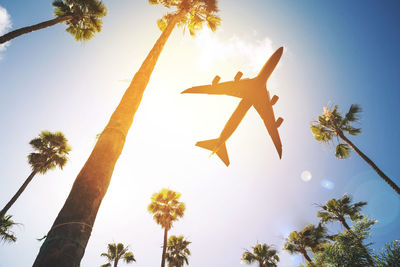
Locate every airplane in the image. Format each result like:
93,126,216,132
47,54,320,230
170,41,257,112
181,47,284,167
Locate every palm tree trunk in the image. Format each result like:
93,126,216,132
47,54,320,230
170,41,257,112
301,249,313,264
161,228,168,267
33,11,185,267
339,217,350,231
338,131,400,195
0,16,72,44
114,257,118,267
0,169,39,218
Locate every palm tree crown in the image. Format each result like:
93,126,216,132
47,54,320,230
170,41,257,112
165,235,191,267
241,243,280,267
0,131,71,219
311,104,362,159
148,189,186,231
148,189,185,267
317,194,367,230
283,224,328,263
150,0,221,36
52,0,107,41
100,243,135,267
0,0,106,44
311,104,400,195
28,131,71,173
0,215,18,243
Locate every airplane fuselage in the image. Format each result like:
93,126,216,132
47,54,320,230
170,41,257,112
212,78,273,153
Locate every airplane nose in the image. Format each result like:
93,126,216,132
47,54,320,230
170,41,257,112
276,47,284,56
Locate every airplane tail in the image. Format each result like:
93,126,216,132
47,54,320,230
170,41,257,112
196,139,230,167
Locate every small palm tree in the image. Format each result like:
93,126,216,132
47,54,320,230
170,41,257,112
374,240,400,266
317,194,366,231
0,215,18,243
0,0,107,44
148,189,186,267
312,218,376,267
100,243,135,267
241,243,279,267
317,194,373,265
311,104,400,195
283,224,328,265
0,131,71,219
165,235,191,267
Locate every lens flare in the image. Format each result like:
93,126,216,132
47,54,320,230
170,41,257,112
320,179,335,190
301,170,312,182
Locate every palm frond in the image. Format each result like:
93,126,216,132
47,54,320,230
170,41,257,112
310,124,334,143
342,125,362,136
343,104,362,124
0,215,18,243
335,143,351,159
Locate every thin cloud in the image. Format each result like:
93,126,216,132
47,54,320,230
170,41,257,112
0,5,12,58
194,28,275,76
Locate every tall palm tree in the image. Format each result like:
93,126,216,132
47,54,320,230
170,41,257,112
0,0,107,44
0,215,18,243
165,235,191,267
0,131,70,219
241,243,280,267
283,224,328,265
317,194,366,231
311,104,400,195
100,243,135,267
317,194,373,265
33,1,220,266
148,189,186,267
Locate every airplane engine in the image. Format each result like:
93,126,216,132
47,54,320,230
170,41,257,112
276,117,284,128
271,95,279,105
234,71,243,82
212,75,221,85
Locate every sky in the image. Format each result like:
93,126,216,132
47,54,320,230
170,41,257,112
0,0,399,266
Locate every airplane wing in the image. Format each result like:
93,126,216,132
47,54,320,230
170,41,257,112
253,96,283,159
181,80,244,98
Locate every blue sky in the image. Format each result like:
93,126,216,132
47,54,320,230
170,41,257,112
0,0,399,266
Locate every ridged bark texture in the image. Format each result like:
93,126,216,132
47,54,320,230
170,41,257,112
33,11,185,267
338,131,400,195
0,169,38,218
0,16,72,44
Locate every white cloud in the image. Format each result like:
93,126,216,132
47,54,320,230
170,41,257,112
0,5,12,58
194,28,275,76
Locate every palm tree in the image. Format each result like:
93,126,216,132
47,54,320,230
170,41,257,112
374,240,400,267
148,189,186,267
283,224,328,265
317,194,373,265
241,243,280,267
165,235,191,267
0,0,107,44
0,131,70,219
312,218,376,267
311,104,400,195
0,215,18,243
317,194,366,231
100,243,135,267
33,1,219,266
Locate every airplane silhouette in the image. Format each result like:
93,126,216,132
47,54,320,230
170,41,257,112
182,47,284,166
